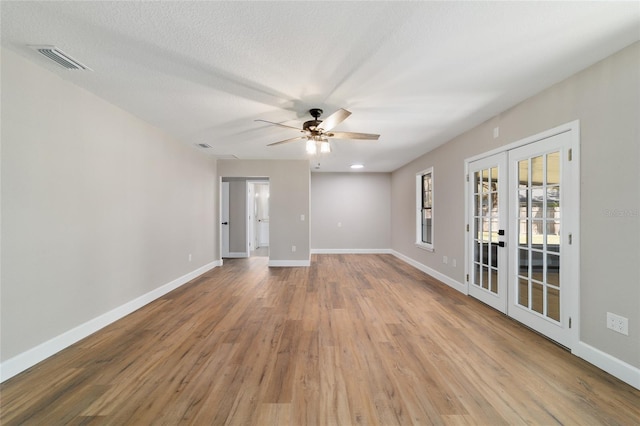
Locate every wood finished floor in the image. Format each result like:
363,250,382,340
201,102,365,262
1,254,639,425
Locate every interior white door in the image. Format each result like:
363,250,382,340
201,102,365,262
256,183,269,247
221,181,230,258
467,152,508,313
507,131,575,348
248,183,256,252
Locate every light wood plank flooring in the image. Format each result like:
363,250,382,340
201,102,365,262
1,254,639,425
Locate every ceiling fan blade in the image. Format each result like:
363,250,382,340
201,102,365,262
255,119,302,132
267,136,308,146
328,131,380,140
318,108,351,132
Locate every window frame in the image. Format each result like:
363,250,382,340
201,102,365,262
416,167,434,251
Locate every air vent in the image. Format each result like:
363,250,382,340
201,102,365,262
197,143,212,148
29,45,91,70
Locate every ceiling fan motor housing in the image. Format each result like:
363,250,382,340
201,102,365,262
304,108,324,133
303,119,323,132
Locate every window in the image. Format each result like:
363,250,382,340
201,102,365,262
416,167,434,251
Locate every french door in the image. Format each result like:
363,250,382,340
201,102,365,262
467,127,578,348
507,131,575,347
467,153,508,313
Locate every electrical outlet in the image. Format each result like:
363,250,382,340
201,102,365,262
291,245,296,252
606,312,629,335
442,256,448,264
188,254,192,262
452,259,457,267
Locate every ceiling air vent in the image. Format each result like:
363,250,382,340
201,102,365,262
29,45,92,70
197,143,212,149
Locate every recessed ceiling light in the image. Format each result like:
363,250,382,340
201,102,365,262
350,164,364,169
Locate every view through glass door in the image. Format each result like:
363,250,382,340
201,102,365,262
467,127,577,349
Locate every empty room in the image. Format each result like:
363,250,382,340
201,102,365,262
1,1,639,424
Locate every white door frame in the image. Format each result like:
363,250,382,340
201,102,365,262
464,120,580,350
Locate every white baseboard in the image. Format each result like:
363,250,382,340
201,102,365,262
223,252,248,258
0,260,221,383
573,341,640,390
391,250,466,294
268,259,311,267
311,248,393,254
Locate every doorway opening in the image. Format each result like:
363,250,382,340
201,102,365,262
249,181,270,257
221,177,270,259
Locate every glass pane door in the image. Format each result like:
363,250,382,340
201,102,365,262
467,126,577,349
507,130,575,348
468,152,507,313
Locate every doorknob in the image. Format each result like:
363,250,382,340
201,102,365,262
221,222,228,225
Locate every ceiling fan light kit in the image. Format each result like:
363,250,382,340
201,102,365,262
259,108,380,155
306,139,317,155
305,135,332,155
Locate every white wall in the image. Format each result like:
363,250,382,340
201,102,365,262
311,172,391,252
391,43,639,375
1,48,218,373
218,160,310,266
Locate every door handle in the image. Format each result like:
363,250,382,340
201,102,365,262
498,229,505,236
498,241,505,247
221,222,229,225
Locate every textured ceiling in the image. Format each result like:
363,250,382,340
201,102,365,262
2,1,638,172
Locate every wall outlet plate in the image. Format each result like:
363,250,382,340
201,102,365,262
606,312,629,335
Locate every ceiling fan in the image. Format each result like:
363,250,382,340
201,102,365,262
255,108,380,154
